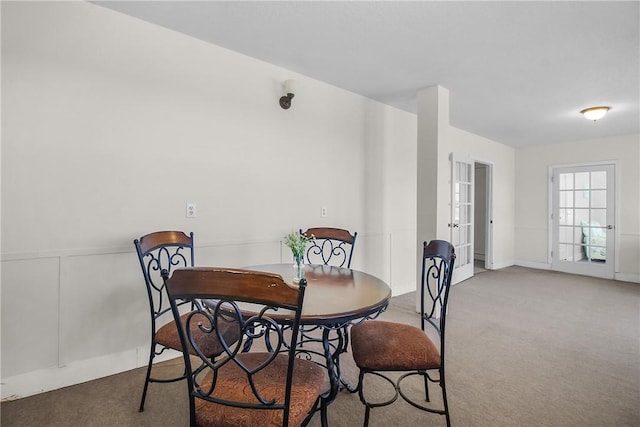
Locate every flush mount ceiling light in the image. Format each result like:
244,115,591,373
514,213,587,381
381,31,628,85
580,106,610,121
279,79,298,110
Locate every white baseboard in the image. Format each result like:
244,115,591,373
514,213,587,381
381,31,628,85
1,349,135,401
515,260,639,284
1,346,179,401
514,260,552,270
615,272,640,283
490,259,516,270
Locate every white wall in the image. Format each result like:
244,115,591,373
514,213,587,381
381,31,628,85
1,1,417,398
515,134,640,282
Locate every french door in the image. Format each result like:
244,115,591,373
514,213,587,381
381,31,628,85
450,153,474,284
551,163,615,279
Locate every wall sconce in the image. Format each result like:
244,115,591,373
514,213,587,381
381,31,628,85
580,106,610,121
279,79,298,110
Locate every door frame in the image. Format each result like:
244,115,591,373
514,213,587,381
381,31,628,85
476,161,494,271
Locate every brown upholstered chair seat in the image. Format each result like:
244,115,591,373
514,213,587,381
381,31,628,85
194,353,326,427
155,312,241,358
351,320,441,371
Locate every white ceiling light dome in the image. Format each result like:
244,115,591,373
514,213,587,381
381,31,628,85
580,106,610,121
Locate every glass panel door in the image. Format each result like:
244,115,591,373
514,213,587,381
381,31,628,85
552,164,615,279
451,153,474,283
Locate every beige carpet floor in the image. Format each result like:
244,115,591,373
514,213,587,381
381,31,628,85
2,266,639,426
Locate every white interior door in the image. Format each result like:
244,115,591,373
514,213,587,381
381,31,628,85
551,163,615,279
450,153,474,284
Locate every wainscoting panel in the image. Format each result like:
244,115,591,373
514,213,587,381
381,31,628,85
59,251,146,366
1,257,61,379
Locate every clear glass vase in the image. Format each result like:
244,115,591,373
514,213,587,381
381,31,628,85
294,254,304,282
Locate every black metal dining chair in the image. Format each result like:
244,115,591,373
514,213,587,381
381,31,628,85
133,231,240,412
164,267,328,427
297,227,359,390
350,240,456,427
300,227,357,268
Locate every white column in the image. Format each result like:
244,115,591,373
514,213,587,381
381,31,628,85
416,85,451,301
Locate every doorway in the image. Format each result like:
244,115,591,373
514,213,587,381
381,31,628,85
450,153,493,284
474,162,493,273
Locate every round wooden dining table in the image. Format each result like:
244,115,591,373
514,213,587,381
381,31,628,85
244,263,391,403
245,263,391,324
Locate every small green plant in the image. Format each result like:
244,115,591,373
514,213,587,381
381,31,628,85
284,231,314,260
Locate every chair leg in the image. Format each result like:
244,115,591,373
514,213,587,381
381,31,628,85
320,401,329,427
441,374,451,427
423,371,430,402
356,370,372,427
363,404,371,427
138,343,155,412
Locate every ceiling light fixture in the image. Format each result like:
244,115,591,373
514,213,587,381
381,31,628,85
580,106,610,122
279,79,298,110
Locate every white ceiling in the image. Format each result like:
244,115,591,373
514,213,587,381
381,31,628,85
93,1,639,148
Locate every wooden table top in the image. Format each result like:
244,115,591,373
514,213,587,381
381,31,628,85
244,263,391,325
